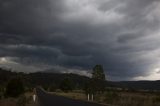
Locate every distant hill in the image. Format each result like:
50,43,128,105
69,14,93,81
27,72,90,89
0,68,160,90
0,68,90,89
109,80,160,91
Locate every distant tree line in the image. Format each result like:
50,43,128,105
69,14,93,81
1,65,160,99
0,65,106,97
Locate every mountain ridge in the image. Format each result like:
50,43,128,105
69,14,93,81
0,68,160,90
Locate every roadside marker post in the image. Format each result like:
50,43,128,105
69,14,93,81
88,94,89,101
87,94,94,101
91,94,93,101
33,88,36,102
33,94,36,102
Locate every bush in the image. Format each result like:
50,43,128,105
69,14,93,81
42,85,49,91
55,89,62,92
17,95,27,106
49,84,57,92
104,91,119,104
5,78,25,97
0,86,4,99
153,96,160,103
59,78,73,93
0,92,2,99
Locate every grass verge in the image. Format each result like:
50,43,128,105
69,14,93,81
51,90,160,106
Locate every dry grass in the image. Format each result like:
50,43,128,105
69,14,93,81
51,91,87,101
0,92,36,106
95,91,160,106
52,90,160,106
0,98,17,106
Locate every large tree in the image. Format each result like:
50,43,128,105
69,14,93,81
92,65,106,93
92,65,105,80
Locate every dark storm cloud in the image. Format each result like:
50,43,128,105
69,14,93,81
0,0,160,80
0,0,66,35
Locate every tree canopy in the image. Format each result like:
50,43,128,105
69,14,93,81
92,65,105,81
59,78,73,92
85,65,106,94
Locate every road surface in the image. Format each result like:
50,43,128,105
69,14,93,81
36,88,105,106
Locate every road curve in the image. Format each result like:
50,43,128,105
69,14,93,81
36,88,105,106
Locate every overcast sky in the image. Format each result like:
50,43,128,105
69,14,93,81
0,0,160,81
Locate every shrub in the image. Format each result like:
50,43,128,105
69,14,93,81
42,85,49,91
17,95,27,106
49,84,57,92
59,78,73,93
153,96,160,103
104,91,119,104
5,78,25,97
0,92,2,99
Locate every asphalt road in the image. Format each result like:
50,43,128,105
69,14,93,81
36,88,105,106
